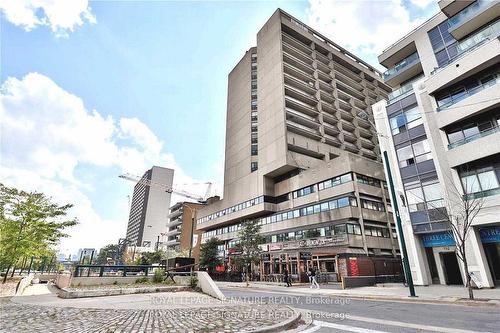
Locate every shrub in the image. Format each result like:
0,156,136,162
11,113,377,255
189,276,198,289
135,277,149,284
153,269,165,283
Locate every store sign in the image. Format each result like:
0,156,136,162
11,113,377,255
259,244,269,252
282,234,348,250
269,244,282,251
300,252,312,260
480,226,500,244
422,232,455,248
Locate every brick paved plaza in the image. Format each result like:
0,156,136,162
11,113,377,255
0,291,296,333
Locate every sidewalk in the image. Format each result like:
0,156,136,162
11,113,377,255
217,281,500,306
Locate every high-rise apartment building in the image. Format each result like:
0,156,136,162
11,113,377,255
125,166,174,248
374,0,500,287
164,201,207,262
197,9,399,280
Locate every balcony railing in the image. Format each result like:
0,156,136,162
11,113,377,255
465,187,500,200
433,20,500,74
387,78,420,104
448,0,493,30
383,52,420,81
448,125,500,149
437,76,500,111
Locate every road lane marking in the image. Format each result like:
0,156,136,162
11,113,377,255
298,309,489,333
299,325,322,333
312,320,389,333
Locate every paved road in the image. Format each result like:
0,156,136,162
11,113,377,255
220,287,500,333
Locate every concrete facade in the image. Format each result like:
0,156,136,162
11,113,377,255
125,166,174,248
197,9,399,279
375,0,500,287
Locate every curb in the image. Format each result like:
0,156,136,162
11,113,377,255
58,285,190,299
248,306,301,333
221,284,500,307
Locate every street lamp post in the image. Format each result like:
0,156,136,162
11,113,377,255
359,111,416,297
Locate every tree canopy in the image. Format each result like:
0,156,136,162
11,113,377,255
234,220,263,272
199,237,222,272
0,184,77,282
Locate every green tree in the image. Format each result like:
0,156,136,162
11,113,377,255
234,220,264,287
96,244,120,265
139,249,166,265
199,237,221,273
0,184,77,283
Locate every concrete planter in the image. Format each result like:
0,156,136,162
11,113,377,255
59,285,189,299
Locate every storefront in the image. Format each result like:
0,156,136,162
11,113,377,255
479,226,500,286
421,232,462,285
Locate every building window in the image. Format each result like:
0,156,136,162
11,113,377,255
396,139,431,168
292,184,316,199
428,21,458,67
389,106,423,135
251,132,258,144
460,166,500,195
251,144,258,156
251,162,258,172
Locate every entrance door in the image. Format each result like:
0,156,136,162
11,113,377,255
484,243,500,285
425,248,440,284
441,252,463,285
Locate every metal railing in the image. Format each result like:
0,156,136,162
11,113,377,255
383,52,420,81
448,0,493,30
448,125,500,149
437,76,500,111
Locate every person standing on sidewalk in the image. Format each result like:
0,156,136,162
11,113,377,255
309,267,319,289
284,269,292,287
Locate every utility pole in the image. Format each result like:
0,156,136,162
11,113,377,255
383,151,416,297
358,110,416,297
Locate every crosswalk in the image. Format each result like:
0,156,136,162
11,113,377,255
298,310,490,333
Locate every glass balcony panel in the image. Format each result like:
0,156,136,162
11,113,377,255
383,52,420,80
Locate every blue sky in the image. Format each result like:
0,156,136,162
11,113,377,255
0,0,437,254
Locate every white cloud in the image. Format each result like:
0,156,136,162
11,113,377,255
410,0,435,9
0,72,212,253
307,0,432,65
0,0,96,37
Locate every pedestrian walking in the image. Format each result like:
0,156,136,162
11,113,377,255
309,267,319,289
284,269,292,287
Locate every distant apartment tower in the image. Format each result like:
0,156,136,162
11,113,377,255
125,166,174,248
197,9,400,280
165,201,210,262
374,0,500,287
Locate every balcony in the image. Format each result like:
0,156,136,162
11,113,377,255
284,73,316,95
360,137,376,149
283,53,315,75
437,76,500,111
333,61,362,84
317,71,332,85
344,141,360,153
286,120,322,140
167,217,182,227
285,96,319,118
383,52,422,87
286,108,320,130
338,99,352,112
315,51,330,65
282,41,313,65
324,133,341,147
322,112,338,125
448,0,500,40
320,90,335,104
357,117,372,129
387,76,422,104
319,80,334,93
335,70,365,92
323,122,340,136
339,109,354,122
358,126,374,139
439,0,475,17
316,61,331,76
361,148,378,160
165,228,181,237
343,130,358,143
449,125,500,149
283,63,314,83
337,81,367,104
285,85,317,106
282,33,312,56
320,101,336,115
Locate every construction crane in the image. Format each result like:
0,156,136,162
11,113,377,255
118,173,212,203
